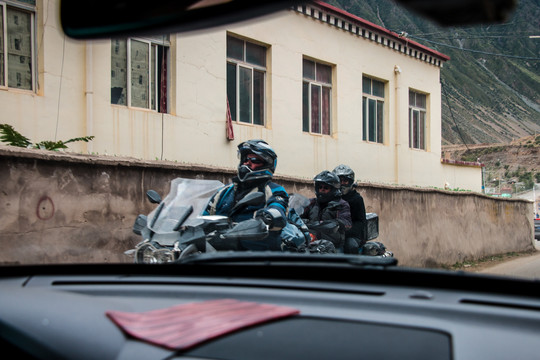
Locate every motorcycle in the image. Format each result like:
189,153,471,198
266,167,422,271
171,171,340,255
127,178,269,264
287,193,393,258
127,178,392,264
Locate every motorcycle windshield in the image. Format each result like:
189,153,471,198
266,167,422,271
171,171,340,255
147,178,224,234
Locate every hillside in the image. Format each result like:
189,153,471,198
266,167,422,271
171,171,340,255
442,134,540,192
329,0,540,145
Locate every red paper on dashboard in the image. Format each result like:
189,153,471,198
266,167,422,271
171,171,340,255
106,299,299,350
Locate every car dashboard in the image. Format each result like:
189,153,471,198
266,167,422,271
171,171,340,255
1,262,539,360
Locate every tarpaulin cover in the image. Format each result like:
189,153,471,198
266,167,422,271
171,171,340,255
106,299,300,350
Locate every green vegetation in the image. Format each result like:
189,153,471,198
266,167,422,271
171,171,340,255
459,146,506,162
0,124,94,151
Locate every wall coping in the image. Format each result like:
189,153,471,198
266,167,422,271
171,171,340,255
1,145,530,203
441,158,485,168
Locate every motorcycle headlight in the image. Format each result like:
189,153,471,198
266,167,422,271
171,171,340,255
136,243,175,264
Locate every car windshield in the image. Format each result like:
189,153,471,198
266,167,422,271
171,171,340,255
0,0,539,279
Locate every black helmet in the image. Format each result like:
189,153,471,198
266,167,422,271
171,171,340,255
237,139,277,182
333,164,355,195
313,170,341,203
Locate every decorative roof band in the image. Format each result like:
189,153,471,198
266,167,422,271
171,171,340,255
294,1,450,67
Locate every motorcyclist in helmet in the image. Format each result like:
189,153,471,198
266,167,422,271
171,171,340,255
300,170,352,251
332,164,368,254
204,139,289,251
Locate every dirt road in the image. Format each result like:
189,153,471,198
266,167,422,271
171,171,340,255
478,242,540,279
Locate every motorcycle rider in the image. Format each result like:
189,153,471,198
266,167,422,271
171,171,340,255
300,170,352,252
332,164,367,254
204,139,289,251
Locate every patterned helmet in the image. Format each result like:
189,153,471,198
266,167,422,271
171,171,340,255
333,164,355,195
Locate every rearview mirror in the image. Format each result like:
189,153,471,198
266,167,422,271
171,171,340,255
60,0,517,40
60,0,301,39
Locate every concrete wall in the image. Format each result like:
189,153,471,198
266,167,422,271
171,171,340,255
0,146,534,267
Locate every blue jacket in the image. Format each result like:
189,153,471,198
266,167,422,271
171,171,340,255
204,177,289,250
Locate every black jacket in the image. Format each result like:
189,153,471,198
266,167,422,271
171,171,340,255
341,189,367,245
301,197,352,248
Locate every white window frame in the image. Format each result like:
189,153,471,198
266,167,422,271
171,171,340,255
226,36,267,126
0,0,36,92
409,90,427,150
111,36,169,112
362,76,385,144
302,59,332,135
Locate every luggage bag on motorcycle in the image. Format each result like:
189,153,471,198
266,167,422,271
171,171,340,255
366,213,379,241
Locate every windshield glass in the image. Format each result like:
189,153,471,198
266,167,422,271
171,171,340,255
0,0,539,278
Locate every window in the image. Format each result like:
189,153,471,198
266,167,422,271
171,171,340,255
409,90,427,150
362,76,384,143
302,59,332,135
0,1,36,91
227,35,266,125
111,37,169,112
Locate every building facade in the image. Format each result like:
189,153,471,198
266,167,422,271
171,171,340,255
0,0,483,191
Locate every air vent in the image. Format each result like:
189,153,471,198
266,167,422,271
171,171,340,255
460,299,540,312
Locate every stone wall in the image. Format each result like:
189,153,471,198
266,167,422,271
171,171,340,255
0,146,534,267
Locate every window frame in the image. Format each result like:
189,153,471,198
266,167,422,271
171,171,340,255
302,58,332,136
226,35,267,126
362,76,385,144
111,36,169,112
0,0,36,92
409,90,428,150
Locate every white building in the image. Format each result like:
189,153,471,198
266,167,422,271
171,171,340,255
0,0,483,191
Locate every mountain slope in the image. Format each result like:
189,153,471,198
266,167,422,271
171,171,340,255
328,0,540,145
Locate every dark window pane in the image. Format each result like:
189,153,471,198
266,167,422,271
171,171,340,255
111,39,127,105
227,62,237,121
253,70,264,125
311,84,321,133
368,98,376,142
419,111,425,149
409,90,415,106
372,79,384,97
362,97,367,141
303,59,315,80
227,36,244,61
316,63,331,84
362,76,371,95
239,66,252,124
322,87,331,135
157,46,168,113
246,42,266,67
303,82,310,132
417,93,427,109
409,109,413,148
413,110,419,148
151,44,156,110
377,100,383,143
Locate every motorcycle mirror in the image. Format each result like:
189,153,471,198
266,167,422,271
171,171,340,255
132,214,148,235
146,190,162,204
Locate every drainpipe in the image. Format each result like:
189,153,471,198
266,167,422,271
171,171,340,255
394,65,402,184
86,41,93,154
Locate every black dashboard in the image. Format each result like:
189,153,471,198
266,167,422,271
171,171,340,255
1,263,539,359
